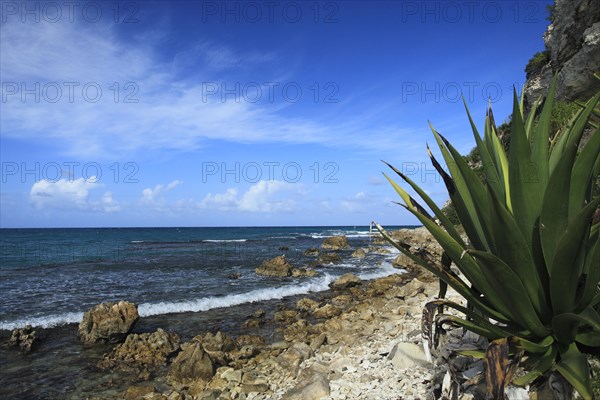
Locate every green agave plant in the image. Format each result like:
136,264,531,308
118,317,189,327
375,78,600,399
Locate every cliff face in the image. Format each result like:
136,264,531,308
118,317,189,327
524,0,600,108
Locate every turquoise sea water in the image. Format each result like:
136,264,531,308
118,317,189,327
0,226,411,330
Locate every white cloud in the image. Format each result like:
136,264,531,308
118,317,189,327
341,191,379,213
197,180,301,213
141,180,183,206
0,18,421,158
30,178,119,212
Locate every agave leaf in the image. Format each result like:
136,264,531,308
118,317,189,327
549,196,600,314
468,249,548,337
511,345,557,386
485,338,512,400
374,222,509,322
508,90,546,264
512,335,554,354
576,229,600,311
530,76,557,191
435,313,509,341
426,299,513,338
463,98,506,205
555,343,592,400
569,127,600,219
551,310,600,345
426,145,486,249
433,131,495,251
381,161,465,246
400,205,524,321
485,111,512,211
525,97,541,141
486,185,549,319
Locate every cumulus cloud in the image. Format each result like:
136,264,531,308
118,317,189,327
198,180,301,213
141,180,183,205
30,178,119,212
341,191,378,213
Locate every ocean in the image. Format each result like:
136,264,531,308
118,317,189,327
0,225,411,399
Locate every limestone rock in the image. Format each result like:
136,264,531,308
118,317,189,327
317,252,341,264
330,273,361,290
255,255,293,277
4,325,38,353
168,341,214,384
277,342,314,373
351,248,367,258
313,304,342,319
98,328,180,369
388,342,430,369
303,248,320,256
321,236,349,250
291,267,319,277
296,298,319,312
79,300,139,343
283,372,330,399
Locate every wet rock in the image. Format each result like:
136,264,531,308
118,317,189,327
79,300,139,344
321,236,349,250
123,385,156,399
317,252,341,264
236,335,265,348
227,273,241,279
282,319,309,342
255,255,293,277
291,267,319,277
98,328,180,369
5,325,38,353
351,248,366,258
330,273,361,290
279,246,289,251
296,298,319,312
275,310,300,323
168,341,215,384
303,248,320,256
331,294,352,307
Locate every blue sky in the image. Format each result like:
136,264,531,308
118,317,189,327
0,0,553,228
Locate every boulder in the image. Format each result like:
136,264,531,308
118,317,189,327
351,248,366,258
296,298,319,312
194,331,237,367
255,255,293,277
291,267,319,277
277,342,314,373
283,371,330,399
98,328,180,369
330,273,361,290
168,341,215,383
4,325,37,353
313,304,342,319
317,252,341,264
303,248,320,256
321,236,349,250
79,300,139,343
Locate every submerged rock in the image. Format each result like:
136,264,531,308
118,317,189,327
4,325,38,353
351,248,367,258
321,236,349,250
291,267,319,277
79,300,139,344
255,255,293,277
317,252,341,264
303,248,320,256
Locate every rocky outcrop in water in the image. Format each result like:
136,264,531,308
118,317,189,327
98,328,180,371
4,325,38,353
255,255,292,277
321,236,349,250
168,341,215,384
330,273,361,290
524,0,600,108
79,300,139,344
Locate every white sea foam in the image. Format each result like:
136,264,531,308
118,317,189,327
203,239,248,243
138,273,337,317
357,261,404,280
1,312,83,331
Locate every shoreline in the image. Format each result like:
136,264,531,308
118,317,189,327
1,229,450,399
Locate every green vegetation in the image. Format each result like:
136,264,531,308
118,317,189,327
376,77,600,398
525,50,550,79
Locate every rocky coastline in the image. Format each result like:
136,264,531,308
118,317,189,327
2,228,464,400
